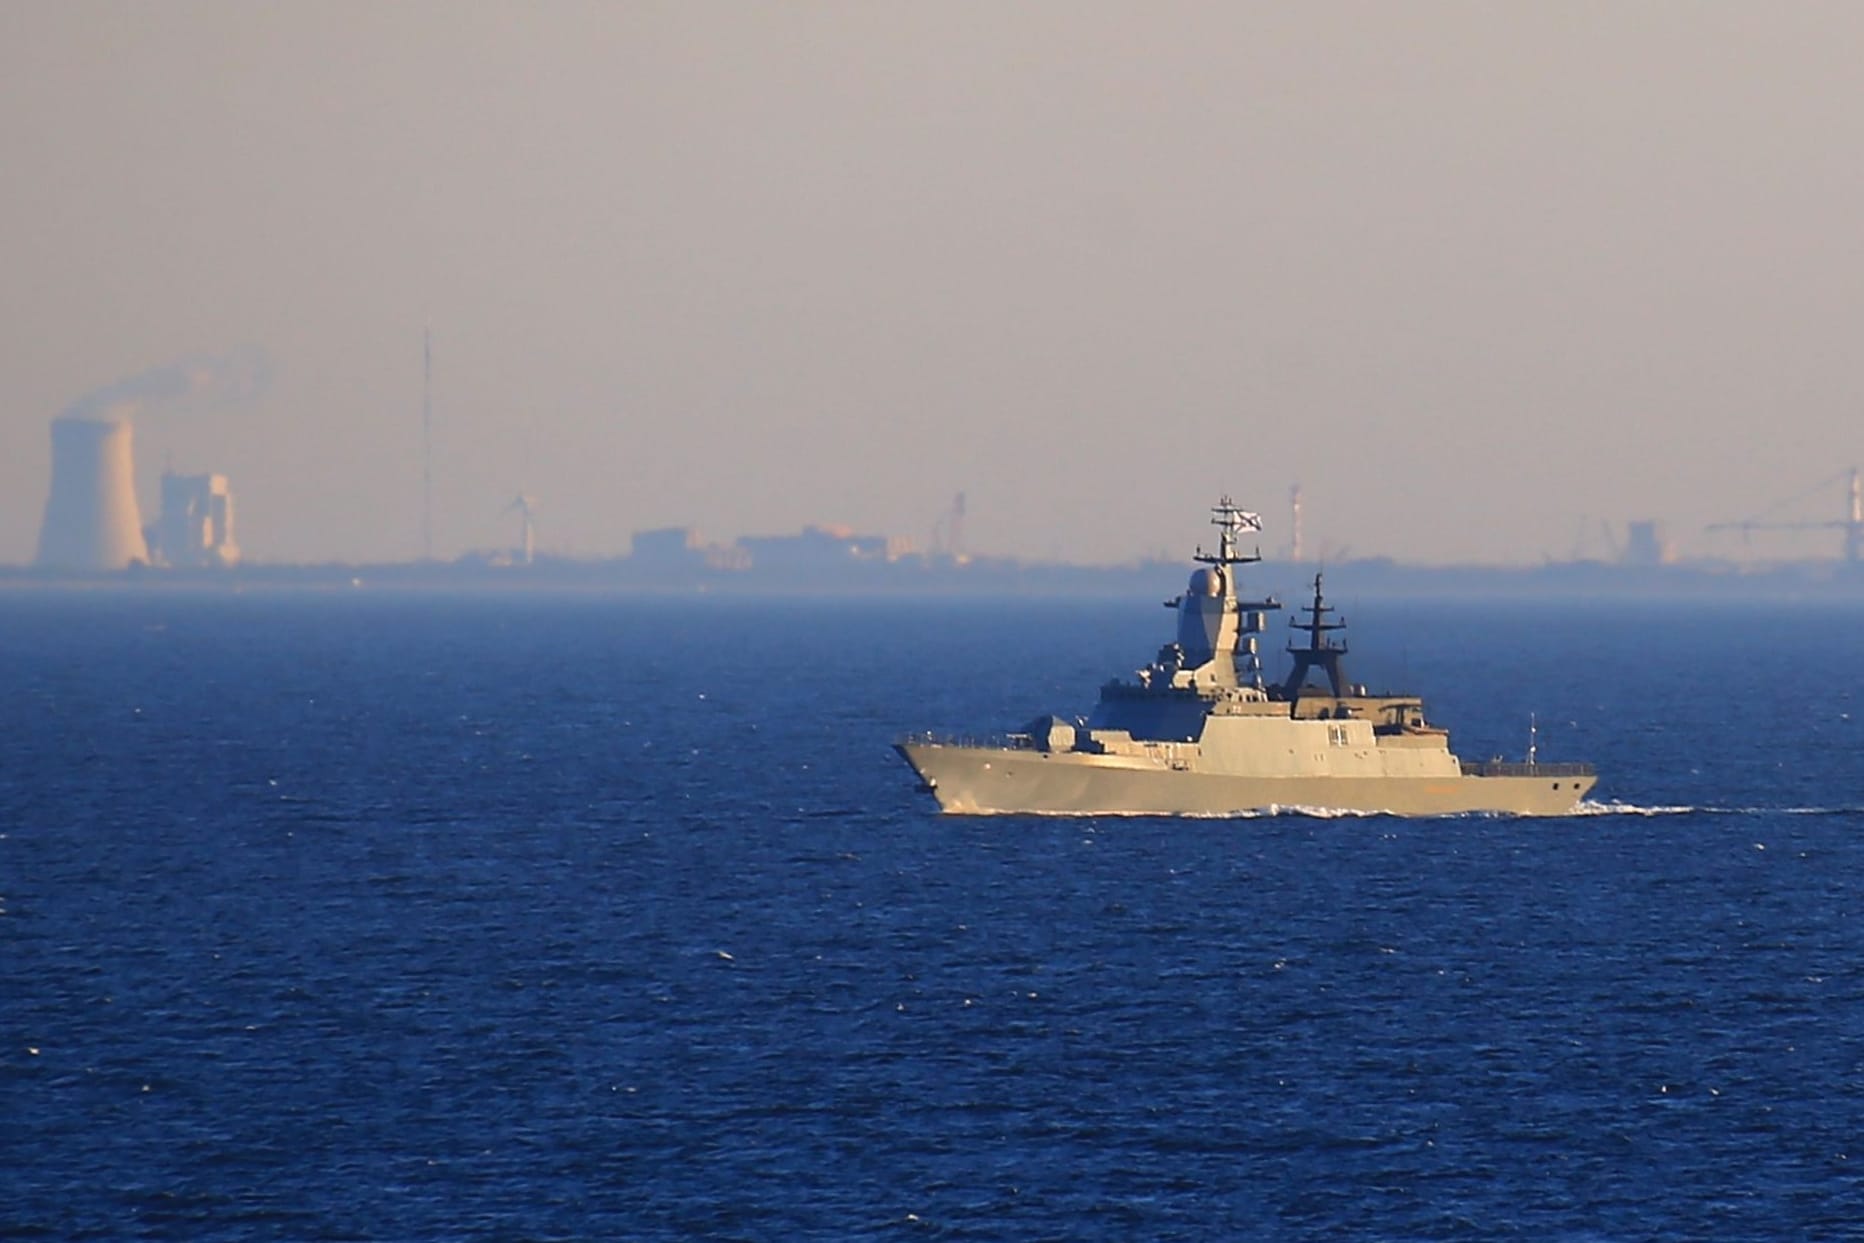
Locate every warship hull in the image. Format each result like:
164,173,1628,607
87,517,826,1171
895,498,1598,817
897,741,1596,818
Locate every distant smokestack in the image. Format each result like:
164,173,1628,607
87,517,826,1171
1289,483,1304,562
35,417,149,570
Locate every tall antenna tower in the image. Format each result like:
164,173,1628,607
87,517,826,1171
422,328,433,560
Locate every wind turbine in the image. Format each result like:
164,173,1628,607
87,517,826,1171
502,494,537,565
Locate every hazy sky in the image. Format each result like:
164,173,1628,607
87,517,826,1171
4,3,1862,566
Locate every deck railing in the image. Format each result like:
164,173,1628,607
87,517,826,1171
1460,760,1595,778
898,732,1035,751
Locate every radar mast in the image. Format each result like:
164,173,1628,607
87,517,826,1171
1282,571,1350,704
1196,495,1264,582
1164,496,1279,688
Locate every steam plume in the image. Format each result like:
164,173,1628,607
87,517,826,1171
60,345,272,423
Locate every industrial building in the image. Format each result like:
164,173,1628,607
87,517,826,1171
149,471,239,568
738,524,915,568
33,410,241,572
1622,520,1675,567
629,527,751,571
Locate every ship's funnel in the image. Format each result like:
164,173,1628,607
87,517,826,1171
35,417,150,570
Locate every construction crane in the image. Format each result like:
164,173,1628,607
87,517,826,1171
1707,466,1862,564
1566,516,1622,562
930,491,967,560
502,494,537,565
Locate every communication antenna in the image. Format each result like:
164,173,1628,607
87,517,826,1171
1528,713,1539,766
422,328,433,560
1197,496,1263,570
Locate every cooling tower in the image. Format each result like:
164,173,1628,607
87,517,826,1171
35,417,150,570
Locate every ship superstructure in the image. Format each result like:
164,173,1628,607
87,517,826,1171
897,498,1596,816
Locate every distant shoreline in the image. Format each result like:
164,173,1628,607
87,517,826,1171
3,555,1862,600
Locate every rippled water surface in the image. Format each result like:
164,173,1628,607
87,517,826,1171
3,590,1862,1240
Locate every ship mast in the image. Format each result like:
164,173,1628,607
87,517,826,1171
1195,495,1263,583
1177,496,1280,687
1282,571,1350,704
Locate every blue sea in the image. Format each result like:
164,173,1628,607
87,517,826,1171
3,588,1862,1240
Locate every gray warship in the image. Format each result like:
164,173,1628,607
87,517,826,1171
897,499,1596,817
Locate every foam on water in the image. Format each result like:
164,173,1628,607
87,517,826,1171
1575,799,1864,818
